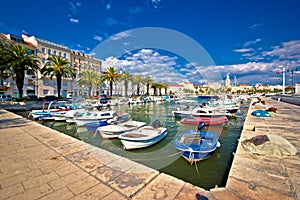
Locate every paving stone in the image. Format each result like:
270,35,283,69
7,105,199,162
210,188,243,200
69,183,114,200
7,183,53,200
174,183,208,200
0,168,43,189
226,177,294,200
39,187,75,200
22,171,60,190
48,170,89,191
67,175,99,195
132,173,185,200
0,183,24,199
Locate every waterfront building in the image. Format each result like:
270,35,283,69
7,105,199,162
0,33,37,97
71,51,102,97
1,32,102,98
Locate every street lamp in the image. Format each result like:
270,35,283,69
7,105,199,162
288,67,299,96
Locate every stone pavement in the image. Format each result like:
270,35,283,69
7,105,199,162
0,109,210,200
0,98,299,199
210,98,299,200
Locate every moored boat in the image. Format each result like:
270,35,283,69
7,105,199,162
96,114,146,139
174,122,220,164
74,110,117,127
180,116,228,126
119,120,167,150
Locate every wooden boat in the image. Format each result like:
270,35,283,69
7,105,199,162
180,116,228,125
172,106,229,118
174,122,220,164
74,110,117,127
119,120,167,150
96,115,146,139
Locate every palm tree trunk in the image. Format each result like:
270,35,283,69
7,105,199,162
137,84,140,96
57,75,62,98
16,71,25,98
110,81,113,96
89,85,92,97
125,80,128,97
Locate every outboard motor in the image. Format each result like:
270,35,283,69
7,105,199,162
197,122,207,132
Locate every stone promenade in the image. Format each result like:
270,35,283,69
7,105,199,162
0,98,299,199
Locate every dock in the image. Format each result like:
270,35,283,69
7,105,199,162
0,98,299,199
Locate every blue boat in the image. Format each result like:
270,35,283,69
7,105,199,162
174,122,220,164
85,120,109,132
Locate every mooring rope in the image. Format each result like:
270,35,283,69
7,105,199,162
130,151,182,161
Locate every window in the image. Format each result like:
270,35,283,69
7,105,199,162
43,79,50,86
48,49,51,55
59,52,62,57
42,58,46,64
63,53,67,58
53,50,56,56
63,81,68,86
43,90,49,95
42,48,45,54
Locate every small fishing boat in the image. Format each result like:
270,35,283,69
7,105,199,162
172,106,229,118
74,110,117,127
96,114,146,139
174,122,220,164
119,120,167,150
180,116,228,126
85,120,110,132
85,113,130,132
29,101,70,120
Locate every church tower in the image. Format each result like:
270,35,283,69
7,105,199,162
225,73,231,87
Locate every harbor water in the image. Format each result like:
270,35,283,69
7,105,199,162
16,99,249,190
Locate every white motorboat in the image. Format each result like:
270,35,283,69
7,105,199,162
172,106,229,118
118,120,168,150
96,117,147,139
74,110,117,127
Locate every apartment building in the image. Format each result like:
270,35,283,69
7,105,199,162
71,50,101,97
0,33,37,97
1,32,102,98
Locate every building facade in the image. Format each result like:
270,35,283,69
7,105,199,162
1,33,102,98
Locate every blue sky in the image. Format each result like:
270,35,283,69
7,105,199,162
1,0,300,85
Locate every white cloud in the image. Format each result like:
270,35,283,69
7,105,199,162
233,48,253,53
106,3,111,10
106,17,117,26
249,22,264,30
70,18,79,23
262,40,300,60
244,38,262,47
151,0,163,8
110,31,131,40
93,35,103,42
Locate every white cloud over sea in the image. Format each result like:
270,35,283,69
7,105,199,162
101,45,300,86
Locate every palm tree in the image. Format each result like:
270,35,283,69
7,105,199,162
77,70,100,97
120,70,131,97
144,76,153,96
133,74,143,96
0,43,40,98
41,55,76,98
101,66,121,96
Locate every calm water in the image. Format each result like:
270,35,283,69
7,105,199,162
16,99,249,190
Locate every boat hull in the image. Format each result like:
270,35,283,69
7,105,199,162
180,116,228,125
119,129,167,150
